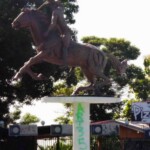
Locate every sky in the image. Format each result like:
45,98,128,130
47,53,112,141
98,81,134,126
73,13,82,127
73,0,150,66
16,101,66,126
12,0,150,125
74,0,150,52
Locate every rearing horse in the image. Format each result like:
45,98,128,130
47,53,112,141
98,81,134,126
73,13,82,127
11,8,127,95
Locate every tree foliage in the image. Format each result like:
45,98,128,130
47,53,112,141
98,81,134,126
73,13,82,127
54,103,73,124
119,99,140,120
127,60,150,100
9,108,21,123
20,113,40,124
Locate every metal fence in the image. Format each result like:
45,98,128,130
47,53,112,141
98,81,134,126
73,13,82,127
1,136,150,150
37,137,72,150
37,136,150,150
92,137,150,150
37,136,121,150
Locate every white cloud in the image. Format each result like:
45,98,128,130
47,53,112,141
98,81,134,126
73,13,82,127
10,101,66,126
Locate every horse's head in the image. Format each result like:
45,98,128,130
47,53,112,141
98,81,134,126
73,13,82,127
118,59,128,76
12,8,33,29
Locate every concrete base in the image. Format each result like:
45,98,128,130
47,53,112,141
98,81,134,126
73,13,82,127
42,96,121,150
42,96,120,103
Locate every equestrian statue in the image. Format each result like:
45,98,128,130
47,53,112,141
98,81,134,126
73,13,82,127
11,0,127,95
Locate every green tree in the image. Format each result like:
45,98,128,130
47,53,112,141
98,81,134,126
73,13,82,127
114,55,150,120
54,103,73,124
20,113,40,124
0,0,78,124
113,99,140,120
126,64,150,100
9,108,21,123
125,55,150,100
144,55,150,76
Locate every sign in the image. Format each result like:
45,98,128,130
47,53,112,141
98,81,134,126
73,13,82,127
91,123,119,136
50,125,72,136
131,102,150,123
74,103,89,150
9,124,38,136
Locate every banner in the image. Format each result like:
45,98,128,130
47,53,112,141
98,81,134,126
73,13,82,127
131,102,150,123
9,124,38,136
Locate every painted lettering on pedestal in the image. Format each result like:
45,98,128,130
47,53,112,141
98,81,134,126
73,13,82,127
76,103,87,150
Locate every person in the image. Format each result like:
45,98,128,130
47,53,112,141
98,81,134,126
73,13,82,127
38,0,71,66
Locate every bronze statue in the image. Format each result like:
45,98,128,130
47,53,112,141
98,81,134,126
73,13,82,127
11,8,127,95
38,0,71,66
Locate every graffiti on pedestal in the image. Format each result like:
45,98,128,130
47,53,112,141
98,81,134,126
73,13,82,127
76,103,87,150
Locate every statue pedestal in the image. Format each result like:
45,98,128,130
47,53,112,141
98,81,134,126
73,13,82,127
43,96,120,150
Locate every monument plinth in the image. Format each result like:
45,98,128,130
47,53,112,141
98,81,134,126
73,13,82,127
42,96,121,150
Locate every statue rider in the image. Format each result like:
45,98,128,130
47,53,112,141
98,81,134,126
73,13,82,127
38,0,71,66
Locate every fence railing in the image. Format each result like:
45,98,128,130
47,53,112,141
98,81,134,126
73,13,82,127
1,136,150,150
37,136,150,150
37,137,72,150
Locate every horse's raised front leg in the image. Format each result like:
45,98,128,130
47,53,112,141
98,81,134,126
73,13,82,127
12,51,47,81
